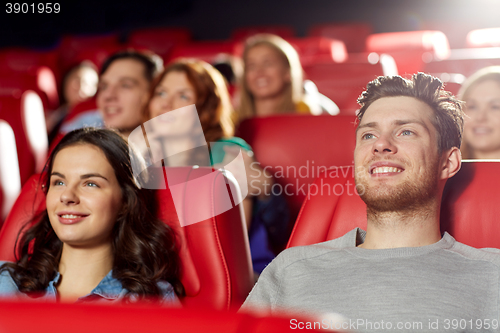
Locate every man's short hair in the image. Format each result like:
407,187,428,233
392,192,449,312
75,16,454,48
100,49,163,83
356,73,464,153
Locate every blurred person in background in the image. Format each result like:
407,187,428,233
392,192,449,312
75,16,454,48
47,61,98,142
143,58,290,274
459,66,500,159
238,34,311,120
60,50,163,140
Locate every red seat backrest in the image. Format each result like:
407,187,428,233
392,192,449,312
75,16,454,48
424,47,500,79
238,115,357,220
128,27,192,59
308,22,373,53
0,68,59,111
366,30,450,76
231,25,295,41
302,53,397,115
168,41,238,64
0,166,253,310
0,95,39,185
287,161,500,249
0,300,328,333
285,37,348,65
0,120,21,223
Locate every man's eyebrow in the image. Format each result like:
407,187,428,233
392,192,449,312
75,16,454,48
119,77,140,85
356,122,378,133
356,119,430,133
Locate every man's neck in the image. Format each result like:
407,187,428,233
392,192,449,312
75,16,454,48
359,201,442,249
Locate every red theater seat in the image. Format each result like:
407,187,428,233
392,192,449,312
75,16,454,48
287,161,500,249
128,27,192,59
0,48,60,81
0,92,48,185
0,300,327,333
0,166,253,310
169,41,238,64
466,28,500,48
308,22,373,53
0,67,59,111
302,53,398,115
238,115,357,221
231,25,295,41
285,37,348,65
366,30,450,76
424,47,500,80
0,120,21,222
58,33,122,73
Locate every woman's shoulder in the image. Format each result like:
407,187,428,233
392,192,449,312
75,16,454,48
216,136,252,151
156,280,182,306
0,262,21,295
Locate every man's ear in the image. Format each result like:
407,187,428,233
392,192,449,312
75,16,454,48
440,147,461,180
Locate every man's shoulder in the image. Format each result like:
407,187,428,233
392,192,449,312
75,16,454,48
272,228,358,268
448,237,500,267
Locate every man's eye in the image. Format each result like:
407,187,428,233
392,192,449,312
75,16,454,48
362,133,374,140
85,181,99,188
401,130,413,136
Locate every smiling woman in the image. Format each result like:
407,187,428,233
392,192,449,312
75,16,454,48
458,66,500,159
0,128,183,304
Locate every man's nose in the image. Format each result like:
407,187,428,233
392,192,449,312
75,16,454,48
373,134,397,155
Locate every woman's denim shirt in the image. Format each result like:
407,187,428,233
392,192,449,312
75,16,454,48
0,262,180,305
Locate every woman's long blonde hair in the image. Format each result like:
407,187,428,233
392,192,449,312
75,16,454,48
238,34,304,121
458,66,500,159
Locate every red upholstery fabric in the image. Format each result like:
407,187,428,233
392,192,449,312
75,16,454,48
287,161,500,249
231,25,295,41
285,37,348,65
168,41,238,64
366,30,450,76
0,96,37,185
0,68,59,111
0,48,60,82
466,28,500,48
0,166,253,310
58,33,121,73
128,28,192,59
303,54,397,115
0,300,327,333
308,22,373,53
238,115,357,220
424,47,500,79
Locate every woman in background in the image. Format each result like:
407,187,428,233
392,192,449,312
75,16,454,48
0,128,183,303
459,66,500,159
144,59,289,273
238,34,310,120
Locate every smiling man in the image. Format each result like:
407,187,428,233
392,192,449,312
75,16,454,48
241,73,500,332
61,50,162,139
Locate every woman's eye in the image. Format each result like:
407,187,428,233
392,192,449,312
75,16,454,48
180,94,190,101
85,181,99,188
155,90,166,97
52,179,64,186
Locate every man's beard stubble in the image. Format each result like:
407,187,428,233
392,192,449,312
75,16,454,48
355,158,440,217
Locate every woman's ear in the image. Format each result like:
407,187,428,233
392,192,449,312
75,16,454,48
440,147,461,180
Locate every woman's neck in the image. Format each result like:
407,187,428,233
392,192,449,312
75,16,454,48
472,149,500,159
56,243,113,303
253,96,285,117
